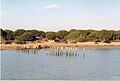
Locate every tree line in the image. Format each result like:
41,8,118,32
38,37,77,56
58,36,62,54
0,28,120,44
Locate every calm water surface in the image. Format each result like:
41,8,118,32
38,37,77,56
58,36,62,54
1,48,120,80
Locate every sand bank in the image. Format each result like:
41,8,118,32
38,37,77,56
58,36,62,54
1,42,120,50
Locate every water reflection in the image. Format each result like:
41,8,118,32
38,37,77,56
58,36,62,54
1,48,120,80
46,48,86,58
17,49,40,54
46,49,80,58
17,48,86,58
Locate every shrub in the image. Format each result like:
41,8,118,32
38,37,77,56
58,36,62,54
14,36,24,44
14,29,25,38
5,30,14,40
20,32,36,41
87,31,97,41
56,30,69,39
26,30,39,36
96,30,110,41
0,36,6,44
0,28,7,40
67,31,80,40
76,36,89,42
45,32,56,40
38,31,45,37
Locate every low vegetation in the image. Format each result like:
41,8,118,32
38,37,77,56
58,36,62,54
0,28,120,44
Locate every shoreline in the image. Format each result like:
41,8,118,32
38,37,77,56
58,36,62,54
1,42,120,50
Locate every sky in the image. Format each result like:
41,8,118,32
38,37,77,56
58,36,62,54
1,0,120,31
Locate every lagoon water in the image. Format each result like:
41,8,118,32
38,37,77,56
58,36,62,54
1,48,120,80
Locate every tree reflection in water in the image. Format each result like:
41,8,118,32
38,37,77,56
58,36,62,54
17,49,40,54
17,48,86,58
46,48,86,59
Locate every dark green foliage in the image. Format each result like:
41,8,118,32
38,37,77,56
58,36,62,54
96,30,110,41
5,30,14,40
45,32,56,40
0,28,7,40
1,28,120,43
14,36,23,44
87,31,97,41
76,30,89,38
20,32,36,41
14,32,36,44
14,29,25,38
69,29,77,32
26,30,38,36
38,31,45,37
114,30,120,40
26,30,45,37
76,36,89,42
56,30,69,39
66,31,80,40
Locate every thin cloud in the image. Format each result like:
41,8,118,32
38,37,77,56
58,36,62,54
40,4,60,10
45,4,59,9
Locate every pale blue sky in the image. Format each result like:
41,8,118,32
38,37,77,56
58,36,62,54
1,0,120,31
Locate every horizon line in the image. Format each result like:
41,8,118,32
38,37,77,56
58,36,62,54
1,27,120,32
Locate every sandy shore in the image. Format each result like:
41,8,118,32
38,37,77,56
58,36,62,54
1,41,120,50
